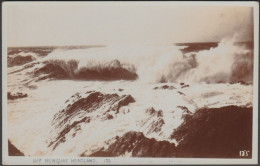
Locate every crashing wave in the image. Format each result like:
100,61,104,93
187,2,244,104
32,59,138,81
27,39,253,84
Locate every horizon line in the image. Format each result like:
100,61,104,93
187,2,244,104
7,40,253,48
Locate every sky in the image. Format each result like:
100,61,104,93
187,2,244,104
5,2,254,46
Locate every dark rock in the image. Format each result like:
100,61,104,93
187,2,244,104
49,116,91,150
146,107,156,115
181,85,189,88
237,81,250,86
110,95,135,113
177,106,192,114
88,131,177,157
49,91,135,150
154,85,176,90
8,92,27,100
157,110,163,117
177,91,185,95
146,118,165,134
171,105,252,158
106,114,114,120
89,105,252,158
8,140,24,156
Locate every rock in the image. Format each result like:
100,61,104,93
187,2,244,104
157,110,163,117
8,140,24,156
85,105,252,158
177,91,185,95
181,85,189,88
106,114,114,120
237,81,250,86
48,91,135,150
171,105,252,158
146,107,156,115
88,131,177,157
8,92,28,100
153,85,176,90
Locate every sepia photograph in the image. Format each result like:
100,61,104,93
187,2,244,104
2,1,259,165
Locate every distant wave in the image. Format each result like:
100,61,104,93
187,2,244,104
31,39,253,84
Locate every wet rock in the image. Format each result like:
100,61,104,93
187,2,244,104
85,105,252,158
49,91,135,150
171,105,252,158
154,85,176,90
8,140,24,156
237,81,250,86
177,91,185,95
8,92,27,100
142,107,165,134
181,84,189,88
106,114,114,120
157,110,163,117
146,107,156,115
88,131,177,157
146,118,165,133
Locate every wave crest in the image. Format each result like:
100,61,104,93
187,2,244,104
36,39,253,84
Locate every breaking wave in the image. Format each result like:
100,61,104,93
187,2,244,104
39,38,253,84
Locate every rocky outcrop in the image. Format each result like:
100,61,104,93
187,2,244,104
8,92,28,100
140,107,165,135
171,105,252,158
88,131,177,157
88,105,252,158
48,91,135,150
8,140,24,156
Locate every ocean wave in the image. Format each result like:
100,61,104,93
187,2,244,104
33,39,253,84
34,59,138,81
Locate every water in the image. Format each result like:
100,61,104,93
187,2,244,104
7,40,253,156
